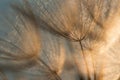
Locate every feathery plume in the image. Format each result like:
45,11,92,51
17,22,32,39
0,0,41,70
22,31,65,80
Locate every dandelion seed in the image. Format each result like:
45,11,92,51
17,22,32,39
0,0,41,70
22,31,65,80
34,0,120,79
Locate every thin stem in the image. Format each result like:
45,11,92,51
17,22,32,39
79,41,91,80
90,53,96,80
